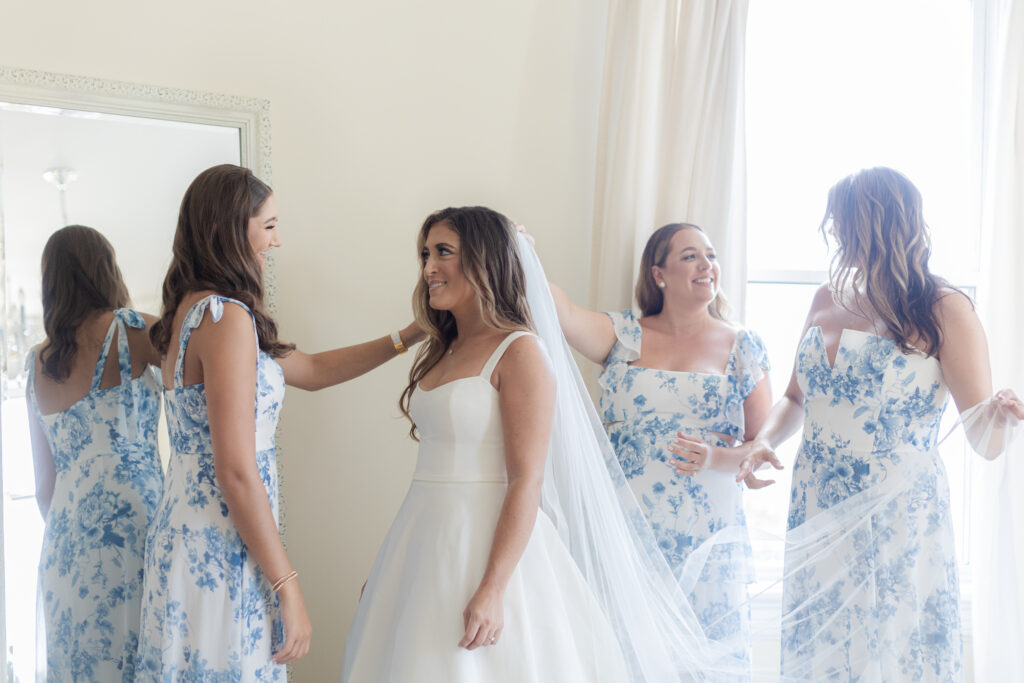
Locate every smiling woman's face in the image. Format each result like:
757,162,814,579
421,221,474,312
247,193,280,270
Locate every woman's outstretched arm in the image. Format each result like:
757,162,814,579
278,321,425,391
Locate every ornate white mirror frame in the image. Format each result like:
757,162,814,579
0,65,275,680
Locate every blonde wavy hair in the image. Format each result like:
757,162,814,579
635,223,729,320
399,206,534,438
822,167,956,356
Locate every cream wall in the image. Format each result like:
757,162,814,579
0,1,608,679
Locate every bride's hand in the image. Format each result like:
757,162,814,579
273,579,312,664
459,584,504,650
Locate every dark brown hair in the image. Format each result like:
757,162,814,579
399,206,534,438
635,223,729,319
38,225,131,381
823,167,955,357
150,164,294,357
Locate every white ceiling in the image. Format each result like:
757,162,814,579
0,103,241,326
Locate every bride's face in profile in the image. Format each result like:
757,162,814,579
422,222,474,312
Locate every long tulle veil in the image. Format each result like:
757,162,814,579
519,235,748,680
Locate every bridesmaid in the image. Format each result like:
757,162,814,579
135,164,423,680
740,167,1024,680
538,222,771,670
27,225,163,682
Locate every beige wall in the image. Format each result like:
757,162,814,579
0,1,607,679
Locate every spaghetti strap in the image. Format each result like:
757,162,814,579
90,316,121,392
26,347,42,421
479,331,531,380
110,309,149,440
172,295,257,388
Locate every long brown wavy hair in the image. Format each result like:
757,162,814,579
399,206,534,438
823,167,955,356
150,164,294,358
635,223,729,320
38,225,131,381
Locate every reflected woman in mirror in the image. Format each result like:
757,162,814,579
525,222,771,671
739,167,1024,680
27,225,164,681
135,164,423,681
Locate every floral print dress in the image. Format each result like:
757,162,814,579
782,327,961,681
599,310,769,670
29,308,164,682
136,295,286,682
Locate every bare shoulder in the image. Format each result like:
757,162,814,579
933,287,980,333
809,283,835,311
192,299,256,350
496,333,554,382
934,287,975,317
126,315,161,364
712,318,740,336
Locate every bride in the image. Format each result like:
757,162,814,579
341,206,629,681
343,206,755,682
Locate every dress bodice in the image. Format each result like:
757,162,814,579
29,308,163,506
796,327,948,456
164,295,284,456
599,310,769,465
159,295,284,526
408,332,530,484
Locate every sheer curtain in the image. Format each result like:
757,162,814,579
590,0,749,315
971,0,1024,680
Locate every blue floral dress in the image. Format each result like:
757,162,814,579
599,310,769,668
136,295,286,682
782,327,961,681
29,309,164,682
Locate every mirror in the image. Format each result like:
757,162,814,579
0,65,272,681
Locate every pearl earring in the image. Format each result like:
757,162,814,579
657,281,666,289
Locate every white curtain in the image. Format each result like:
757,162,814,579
971,0,1024,680
590,0,749,317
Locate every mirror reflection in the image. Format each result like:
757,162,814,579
0,100,242,681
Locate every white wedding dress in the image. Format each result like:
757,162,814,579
342,331,629,682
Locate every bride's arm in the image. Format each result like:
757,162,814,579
459,335,555,651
